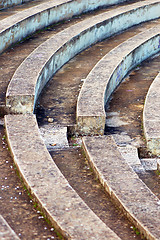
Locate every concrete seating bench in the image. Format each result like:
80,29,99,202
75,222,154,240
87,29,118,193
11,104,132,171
82,135,160,240
6,0,160,116
0,215,20,240
0,0,130,54
4,114,121,240
77,25,160,135
143,72,160,156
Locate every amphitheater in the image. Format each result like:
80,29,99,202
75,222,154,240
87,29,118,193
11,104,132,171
1,0,160,239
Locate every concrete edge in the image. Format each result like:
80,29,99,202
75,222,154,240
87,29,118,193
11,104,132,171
0,0,130,53
4,113,121,240
6,0,160,118
143,72,160,156
82,135,160,240
77,25,160,135
0,215,20,240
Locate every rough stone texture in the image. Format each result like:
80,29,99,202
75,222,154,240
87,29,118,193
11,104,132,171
141,159,158,171
118,144,145,173
82,135,160,240
143,73,160,156
5,114,121,240
39,124,69,150
0,215,20,240
77,25,160,135
6,0,160,117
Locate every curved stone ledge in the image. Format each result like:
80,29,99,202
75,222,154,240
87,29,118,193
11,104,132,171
0,215,20,240
6,0,160,116
0,0,129,54
77,25,160,135
4,114,121,240
143,72,160,156
82,135,160,240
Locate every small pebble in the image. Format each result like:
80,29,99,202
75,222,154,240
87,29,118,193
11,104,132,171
48,118,53,123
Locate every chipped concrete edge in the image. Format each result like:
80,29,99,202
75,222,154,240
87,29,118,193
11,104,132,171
0,215,20,240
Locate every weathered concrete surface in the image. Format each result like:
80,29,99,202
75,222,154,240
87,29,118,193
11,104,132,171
0,0,31,10
82,135,160,240
141,159,158,171
39,124,69,150
77,25,160,135
6,1,160,116
5,114,121,240
0,215,20,240
118,145,145,173
143,72,160,156
0,0,130,54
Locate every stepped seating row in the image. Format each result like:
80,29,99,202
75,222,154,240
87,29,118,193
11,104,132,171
5,114,121,240
0,0,131,54
144,72,160,156
77,25,160,135
5,25,160,240
2,0,160,239
6,0,160,116
82,136,160,240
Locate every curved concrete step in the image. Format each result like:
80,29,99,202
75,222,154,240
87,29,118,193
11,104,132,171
4,113,121,240
0,215,20,240
77,25,160,135
82,135,160,240
0,0,130,54
6,0,160,115
143,72,160,156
